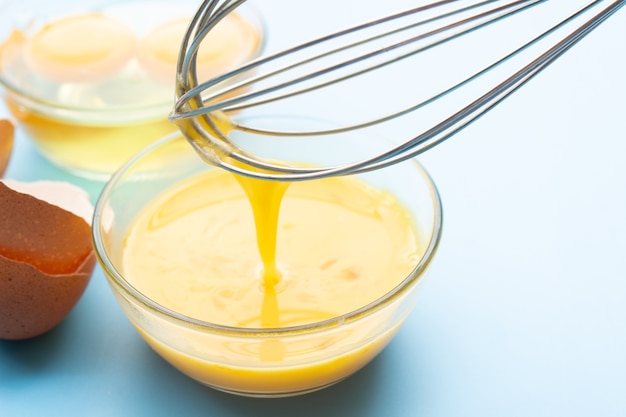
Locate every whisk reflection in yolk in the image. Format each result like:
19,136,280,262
26,13,136,83
138,14,260,83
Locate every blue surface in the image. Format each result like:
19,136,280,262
2,1,626,416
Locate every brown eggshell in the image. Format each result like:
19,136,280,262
0,181,96,340
0,119,14,177
0,252,95,340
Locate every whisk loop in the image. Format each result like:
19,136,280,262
171,0,625,180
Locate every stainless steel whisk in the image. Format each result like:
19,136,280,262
170,0,625,181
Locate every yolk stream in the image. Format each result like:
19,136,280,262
171,111,292,325
232,172,290,288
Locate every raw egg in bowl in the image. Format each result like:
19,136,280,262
0,0,265,179
92,116,443,397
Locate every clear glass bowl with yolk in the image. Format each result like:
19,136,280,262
92,116,443,397
0,0,265,179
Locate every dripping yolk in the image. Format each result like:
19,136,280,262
137,13,260,83
25,13,136,83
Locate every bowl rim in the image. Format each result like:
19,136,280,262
0,0,267,115
92,130,443,337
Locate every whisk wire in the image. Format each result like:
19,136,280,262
356,0,625,175
171,0,625,181
173,0,542,121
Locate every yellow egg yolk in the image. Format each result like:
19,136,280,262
138,13,261,83
25,13,136,83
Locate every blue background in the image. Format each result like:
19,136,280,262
1,1,625,416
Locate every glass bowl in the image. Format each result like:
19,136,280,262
0,0,265,179
92,118,443,397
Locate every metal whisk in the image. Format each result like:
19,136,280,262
170,0,625,181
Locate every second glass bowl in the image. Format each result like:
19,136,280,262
0,0,265,179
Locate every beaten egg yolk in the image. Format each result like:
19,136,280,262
25,13,136,83
138,14,259,83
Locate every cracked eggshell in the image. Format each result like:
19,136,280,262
0,180,95,340
0,119,14,177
